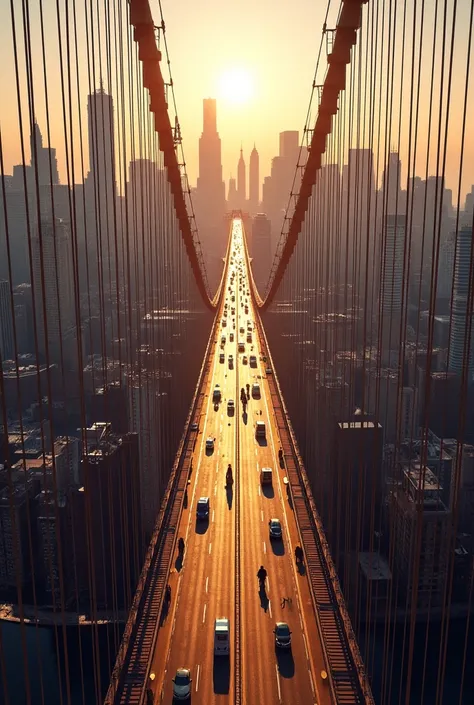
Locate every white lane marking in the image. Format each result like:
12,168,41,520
258,486,261,496
303,631,309,659
214,484,217,495
266,577,270,592
275,664,282,702
255,447,258,455
196,664,201,692
202,604,207,623
261,510,264,522
212,510,215,523
205,576,209,593
208,542,212,555
308,668,315,697
268,600,272,618
263,541,266,554
256,461,259,472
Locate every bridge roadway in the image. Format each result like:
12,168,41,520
150,219,331,705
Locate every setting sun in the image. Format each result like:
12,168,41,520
218,67,254,105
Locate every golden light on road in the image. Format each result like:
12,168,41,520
218,67,254,104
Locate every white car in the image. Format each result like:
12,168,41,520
251,383,261,398
206,437,215,451
172,668,192,700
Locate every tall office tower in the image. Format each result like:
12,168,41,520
392,464,449,609
87,88,116,196
195,98,226,285
85,88,117,288
342,148,375,294
227,176,239,211
80,425,141,608
251,213,272,293
36,490,72,604
32,218,75,365
127,376,162,541
437,232,455,301
30,120,59,187
0,485,32,589
279,131,299,162
330,419,383,580
381,150,401,215
380,215,406,352
448,225,474,379
464,185,474,224
249,145,259,214
0,280,14,360
237,148,246,208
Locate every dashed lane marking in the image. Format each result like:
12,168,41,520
208,542,212,555
202,604,207,623
275,664,282,702
205,576,209,593
196,664,201,692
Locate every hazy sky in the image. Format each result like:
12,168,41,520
0,0,473,203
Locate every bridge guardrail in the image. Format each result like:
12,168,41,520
255,315,375,704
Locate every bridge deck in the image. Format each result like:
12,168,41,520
108,218,370,705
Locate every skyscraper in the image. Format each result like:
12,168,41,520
381,150,401,215
249,145,259,214
30,120,59,187
0,280,14,360
87,88,116,197
251,214,272,293
237,148,246,207
32,218,75,365
194,98,226,286
380,215,406,351
449,225,474,379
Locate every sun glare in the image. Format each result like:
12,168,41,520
218,67,254,105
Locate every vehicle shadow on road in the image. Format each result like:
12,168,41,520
175,554,183,572
262,485,275,499
259,586,269,612
271,540,285,556
226,486,233,509
159,600,170,626
275,649,295,679
195,519,209,535
242,411,248,424
297,561,306,576
213,657,230,694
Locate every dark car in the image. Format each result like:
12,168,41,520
196,496,210,520
274,622,292,649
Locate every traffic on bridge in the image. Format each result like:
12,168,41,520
150,218,329,704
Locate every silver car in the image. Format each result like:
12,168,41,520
172,667,192,699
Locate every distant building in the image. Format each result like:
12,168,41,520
380,215,406,352
392,464,450,609
251,214,272,294
80,427,141,608
30,120,59,187
36,490,72,605
0,485,32,589
31,218,75,366
249,145,259,214
0,280,14,360
237,148,246,208
194,98,226,285
448,225,474,380
330,419,383,577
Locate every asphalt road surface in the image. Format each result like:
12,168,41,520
151,219,332,705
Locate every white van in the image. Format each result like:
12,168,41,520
214,617,230,656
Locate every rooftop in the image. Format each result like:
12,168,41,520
359,552,392,581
